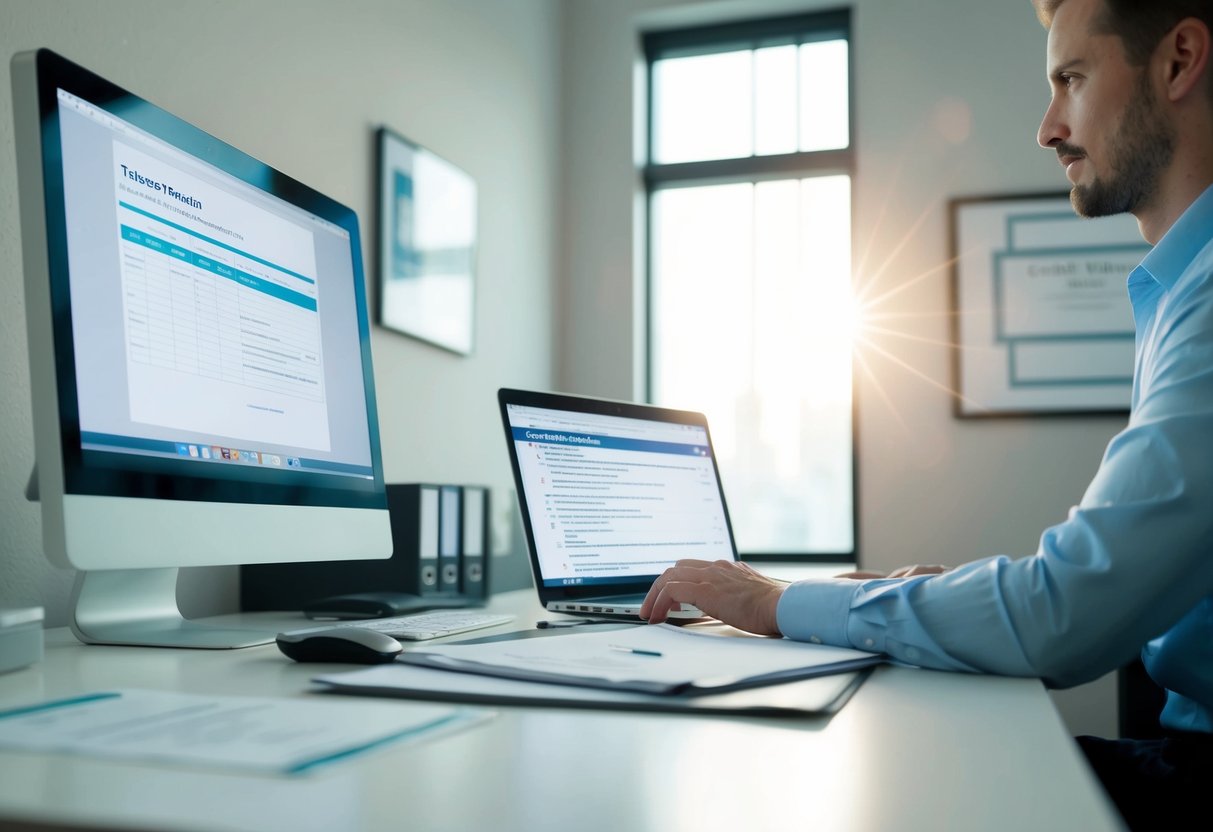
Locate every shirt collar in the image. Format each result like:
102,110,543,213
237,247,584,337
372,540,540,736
1138,183,1213,291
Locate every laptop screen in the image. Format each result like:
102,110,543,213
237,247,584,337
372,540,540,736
502,392,737,589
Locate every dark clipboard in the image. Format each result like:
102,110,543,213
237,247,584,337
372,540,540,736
313,663,875,718
396,649,883,696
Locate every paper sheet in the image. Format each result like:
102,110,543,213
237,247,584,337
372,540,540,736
0,689,489,775
403,622,880,693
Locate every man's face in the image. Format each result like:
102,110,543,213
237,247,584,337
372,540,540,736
1037,0,1175,217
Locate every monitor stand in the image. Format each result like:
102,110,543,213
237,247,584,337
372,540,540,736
26,466,274,649
70,569,274,649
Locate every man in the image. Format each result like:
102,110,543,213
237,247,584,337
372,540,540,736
640,1,1213,827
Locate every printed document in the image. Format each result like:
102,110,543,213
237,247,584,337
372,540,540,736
402,623,882,695
0,689,487,775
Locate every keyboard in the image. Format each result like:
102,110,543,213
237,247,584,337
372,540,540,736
337,609,517,641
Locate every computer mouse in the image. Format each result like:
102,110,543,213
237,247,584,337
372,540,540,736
276,627,404,664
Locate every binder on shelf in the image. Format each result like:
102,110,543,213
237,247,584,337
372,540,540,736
437,485,462,594
460,485,489,600
389,483,442,598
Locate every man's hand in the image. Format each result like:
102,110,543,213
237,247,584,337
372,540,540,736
640,559,786,636
834,564,951,580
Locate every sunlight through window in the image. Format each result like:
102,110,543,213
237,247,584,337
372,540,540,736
646,13,854,557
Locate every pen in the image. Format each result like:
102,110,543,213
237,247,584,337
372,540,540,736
609,644,663,657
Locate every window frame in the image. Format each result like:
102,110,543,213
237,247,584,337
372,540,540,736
641,8,859,563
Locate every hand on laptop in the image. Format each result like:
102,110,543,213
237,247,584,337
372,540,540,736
640,560,785,636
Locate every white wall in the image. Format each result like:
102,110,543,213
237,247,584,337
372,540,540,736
559,0,1123,737
0,0,561,621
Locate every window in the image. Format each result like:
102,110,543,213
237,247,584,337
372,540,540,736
644,11,855,559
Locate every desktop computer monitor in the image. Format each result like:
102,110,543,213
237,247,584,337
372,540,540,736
11,49,393,648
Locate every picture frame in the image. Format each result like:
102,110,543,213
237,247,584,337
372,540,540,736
949,192,1150,417
376,126,477,355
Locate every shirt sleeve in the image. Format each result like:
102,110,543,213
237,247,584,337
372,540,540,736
776,281,1213,689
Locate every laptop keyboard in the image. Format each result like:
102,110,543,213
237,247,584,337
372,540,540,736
337,609,516,641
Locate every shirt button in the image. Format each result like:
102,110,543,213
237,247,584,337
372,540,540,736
864,638,875,648
810,635,822,644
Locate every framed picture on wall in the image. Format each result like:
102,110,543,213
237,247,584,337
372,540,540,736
376,126,478,355
949,192,1150,417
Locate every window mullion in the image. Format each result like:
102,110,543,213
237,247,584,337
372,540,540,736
645,148,852,188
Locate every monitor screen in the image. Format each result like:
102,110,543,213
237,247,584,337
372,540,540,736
62,87,378,495
13,49,392,647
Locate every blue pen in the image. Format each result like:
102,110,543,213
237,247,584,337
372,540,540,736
609,644,662,657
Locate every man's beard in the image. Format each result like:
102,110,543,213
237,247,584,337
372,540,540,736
1066,74,1176,218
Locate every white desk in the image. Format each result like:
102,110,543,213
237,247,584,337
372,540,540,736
0,589,1124,832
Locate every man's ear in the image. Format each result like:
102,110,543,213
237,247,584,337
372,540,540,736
1157,17,1212,103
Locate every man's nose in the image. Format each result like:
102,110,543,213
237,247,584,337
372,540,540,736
1037,98,1067,149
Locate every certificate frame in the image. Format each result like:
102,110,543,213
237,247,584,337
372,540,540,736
376,126,478,355
949,192,1149,417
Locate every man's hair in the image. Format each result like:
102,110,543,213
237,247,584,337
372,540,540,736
1034,0,1213,65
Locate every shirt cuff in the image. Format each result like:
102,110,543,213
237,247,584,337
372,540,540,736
776,578,857,647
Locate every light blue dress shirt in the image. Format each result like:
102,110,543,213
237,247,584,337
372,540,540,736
778,185,1213,734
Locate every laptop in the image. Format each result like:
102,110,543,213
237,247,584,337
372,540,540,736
498,387,740,621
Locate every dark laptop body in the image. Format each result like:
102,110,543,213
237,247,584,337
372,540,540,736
498,387,740,621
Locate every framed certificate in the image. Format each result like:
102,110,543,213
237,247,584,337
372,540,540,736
376,126,478,355
949,192,1149,417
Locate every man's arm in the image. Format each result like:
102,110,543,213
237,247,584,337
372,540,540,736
834,564,951,579
639,562,952,628
645,287,1213,688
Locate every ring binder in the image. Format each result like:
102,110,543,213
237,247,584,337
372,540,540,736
438,486,462,594
460,485,490,600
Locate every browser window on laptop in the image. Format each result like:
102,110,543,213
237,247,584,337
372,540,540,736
499,388,739,620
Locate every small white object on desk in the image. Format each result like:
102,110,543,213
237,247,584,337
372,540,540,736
0,606,44,675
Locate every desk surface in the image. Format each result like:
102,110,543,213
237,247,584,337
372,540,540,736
0,589,1123,832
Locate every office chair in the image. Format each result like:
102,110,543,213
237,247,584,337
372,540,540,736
1118,658,1167,739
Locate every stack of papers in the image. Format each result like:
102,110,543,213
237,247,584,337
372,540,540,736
317,623,884,717
400,623,879,694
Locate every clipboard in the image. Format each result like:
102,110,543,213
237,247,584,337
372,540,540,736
313,662,874,718
388,623,883,696
399,647,880,695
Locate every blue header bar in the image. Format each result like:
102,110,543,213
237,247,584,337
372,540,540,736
121,225,316,311
512,427,709,457
119,200,315,285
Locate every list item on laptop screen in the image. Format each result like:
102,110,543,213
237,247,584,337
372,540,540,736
507,404,735,587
